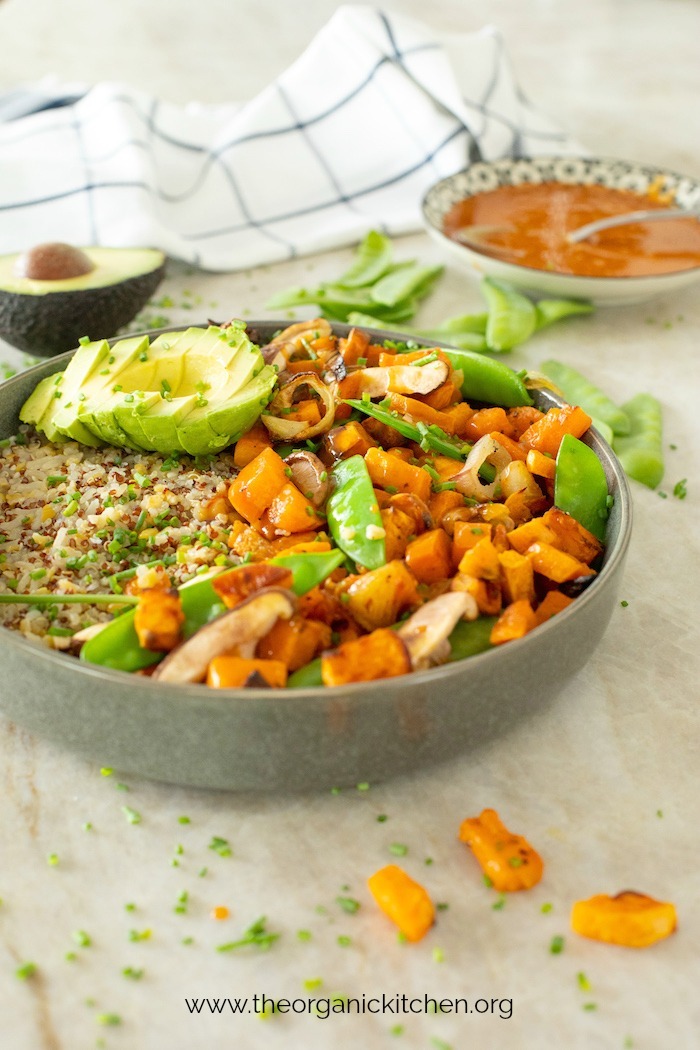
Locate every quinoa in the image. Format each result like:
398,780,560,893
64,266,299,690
0,427,239,645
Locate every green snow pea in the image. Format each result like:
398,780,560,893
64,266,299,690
613,393,664,489
541,359,630,436
441,348,533,408
370,264,444,307
555,434,609,542
345,398,474,461
327,456,386,570
432,311,488,335
286,616,497,688
534,298,594,330
336,230,394,287
482,277,537,351
81,552,346,674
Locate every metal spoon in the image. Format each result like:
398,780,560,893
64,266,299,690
454,207,700,250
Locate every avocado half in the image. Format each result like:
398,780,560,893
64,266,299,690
20,322,278,456
0,245,166,357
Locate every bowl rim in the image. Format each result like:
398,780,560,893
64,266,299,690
421,153,700,284
0,320,633,703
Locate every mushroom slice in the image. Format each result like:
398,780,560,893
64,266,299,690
451,434,512,502
284,450,330,507
398,591,478,670
153,588,296,684
260,319,334,369
354,359,449,398
261,372,336,441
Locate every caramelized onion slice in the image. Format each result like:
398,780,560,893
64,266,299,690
261,371,336,440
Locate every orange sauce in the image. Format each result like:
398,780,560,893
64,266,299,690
443,183,700,277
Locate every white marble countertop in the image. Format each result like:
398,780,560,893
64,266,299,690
1,2,699,1048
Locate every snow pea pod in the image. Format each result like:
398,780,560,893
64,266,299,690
613,393,664,489
370,264,443,307
336,230,393,287
81,552,346,674
345,399,472,460
286,616,498,688
327,455,386,570
482,277,537,352
541,359,630,436
535,298,594,330
555,434,609,542
441,348,533,408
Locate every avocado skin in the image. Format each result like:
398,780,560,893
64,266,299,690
0,265,165,357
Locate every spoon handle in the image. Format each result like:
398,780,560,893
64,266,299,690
568,208,700,244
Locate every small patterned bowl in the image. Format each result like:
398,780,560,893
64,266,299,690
422,156,700,306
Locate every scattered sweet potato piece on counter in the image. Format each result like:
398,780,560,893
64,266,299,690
459,808,543,891
367,864,435,942
571,892,677,948
321,628,411,686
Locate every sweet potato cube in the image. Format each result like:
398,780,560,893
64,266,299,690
526,542,596,584
459,808,543,891
429,489,464,526
533,590,574,625
442,402,475,437
452,522,492,569
321,629,411,686
381,506,416,562
405,529,452,585
451,574,502,616
212,563,293,609
571,892,677,948
364,446,432,504
526,449,556,479
228,447,288,523
206,656,288,689
233,421,272,469
256,616,331,672
458,536,501,581
367,864,435,942
520,405,592,457
498,550,535,604
134,588,185,652
266,482,322,534
490,599,537,645
346,560,419,630
463,407,515,441
541,507,604,565
507,519,557,554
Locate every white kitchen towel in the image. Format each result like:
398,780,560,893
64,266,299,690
0,5,581,272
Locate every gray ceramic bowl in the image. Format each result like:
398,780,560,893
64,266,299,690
0,322,632,791
422,155,700,306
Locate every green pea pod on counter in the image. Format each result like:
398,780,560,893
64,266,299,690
555,434,609,542
335,230,393,288
540,359,630,436
534,298,594,330
327,455,386,570
80,551,347,674
613,393,664,489
370,264,444,307
286,616,497,688
482,277,537,352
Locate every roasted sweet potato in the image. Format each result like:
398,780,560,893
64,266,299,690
212,563,293,609
498,550,536,605
345,560,420,631
533,590,574,625
525,542,596,584
228,447,288,523
490,599,537,644
458,536,501,581
134,588,185,652
367,864,435,942
321,628,411,686
233,421,272,469
256,615,332,671
520,405,592,457
571,891,677,948
459,808,543,891
541,507,604,565
364,447,432,504
405,528,452,585
206,656,288,689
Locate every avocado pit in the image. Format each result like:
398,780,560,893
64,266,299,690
14,242,95,282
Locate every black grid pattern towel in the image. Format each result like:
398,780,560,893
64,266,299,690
0,6,581,271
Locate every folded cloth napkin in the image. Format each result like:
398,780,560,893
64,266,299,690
0,4,581,271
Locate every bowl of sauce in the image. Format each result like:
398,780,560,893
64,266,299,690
422,156,700,305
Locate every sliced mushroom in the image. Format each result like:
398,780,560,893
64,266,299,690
353,359,449,398
284,450,330,507
260,319,334,370
152,588,296,684
321,351,347,384
388,492,434,534
261,372,335,441
398,591,478,670
451,434,512,502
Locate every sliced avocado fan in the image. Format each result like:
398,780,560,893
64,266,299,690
19,321,278,456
